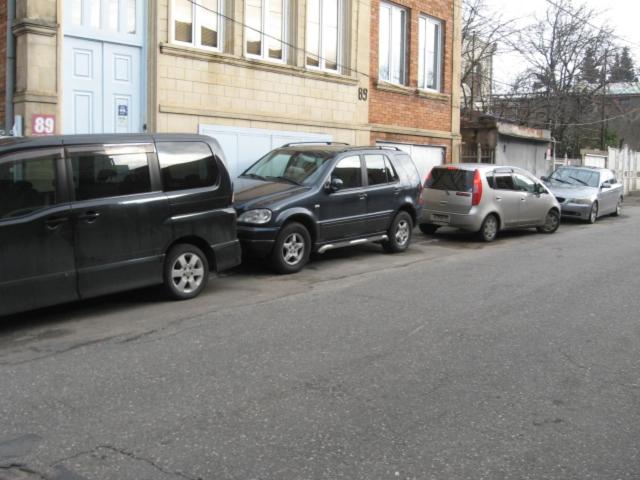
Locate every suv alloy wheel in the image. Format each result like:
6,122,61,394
270,222,311,274
383,211,413,253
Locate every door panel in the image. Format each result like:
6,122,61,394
490,173,522,227
318,156,367,242
103,43,141,133
363,154,397,234
513,173,548,225
68,145,172,299
64,38,103,134
0,150,77,316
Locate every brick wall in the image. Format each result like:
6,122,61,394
0,1,7,129
369,0,457,151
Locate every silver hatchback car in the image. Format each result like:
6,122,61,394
418,164,561,242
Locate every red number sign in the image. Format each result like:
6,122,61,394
32,115,56,136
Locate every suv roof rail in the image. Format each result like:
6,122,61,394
281,141,351,147
343,145,403,152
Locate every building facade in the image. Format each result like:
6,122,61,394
4,0,461,175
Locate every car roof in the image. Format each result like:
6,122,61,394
273,144,405,155
555,165,609,172
432,163,513,172
0,133,220,155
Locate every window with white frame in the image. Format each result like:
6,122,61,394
418,15,443,91
173,0,223,51
69,0,138,34
378,2,407,85
306,0,342,72
245,0,288,61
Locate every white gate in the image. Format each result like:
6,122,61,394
608,147,640,195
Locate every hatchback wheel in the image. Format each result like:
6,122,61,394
270,222,311,274
478,214,499,242
164,244,209,300
587,201,599,224
419,224,439,235
383,211,413,253
613,197,623,217
537,209,560,234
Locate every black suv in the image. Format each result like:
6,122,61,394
0,134,241,317
234,143,423,273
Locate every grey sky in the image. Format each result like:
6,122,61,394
488,0,640,89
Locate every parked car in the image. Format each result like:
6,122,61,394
418,164,561,242
234,143,423,273
541,166,623,223
0,134,241,317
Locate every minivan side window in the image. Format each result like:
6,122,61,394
157,142,219,192
0,152,58,219
71,152,152,201
332,156,362,189
490,173,515,190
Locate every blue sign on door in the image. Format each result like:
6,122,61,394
118,105,128,117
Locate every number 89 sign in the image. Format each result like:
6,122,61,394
32,115,56,136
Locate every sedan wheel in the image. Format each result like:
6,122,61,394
588,201,599,224
613,197,623,217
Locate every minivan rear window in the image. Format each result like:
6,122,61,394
157,142,219,192
426,168,474,192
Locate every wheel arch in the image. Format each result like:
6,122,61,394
166,236,216,271
277,210,318,245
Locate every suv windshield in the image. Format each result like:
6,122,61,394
242,150,334,185
549,168,600,188
426,168,475,192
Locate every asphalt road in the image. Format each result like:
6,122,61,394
1,202,640,480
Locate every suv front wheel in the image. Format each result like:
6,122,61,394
383,211,413,253
270,222,311,274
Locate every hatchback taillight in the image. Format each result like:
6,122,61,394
472,169,483,206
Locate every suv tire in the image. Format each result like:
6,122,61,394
419,224,439,235
270,222,311,274
383,211,413,253
478,214,499,243
164,244,209,300
537,209,560,234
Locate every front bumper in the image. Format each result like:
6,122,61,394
237,225,280,258
559,203,591,220
419,208,483,232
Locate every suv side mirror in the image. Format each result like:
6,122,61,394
326,177,344,193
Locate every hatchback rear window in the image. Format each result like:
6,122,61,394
426,168,474,192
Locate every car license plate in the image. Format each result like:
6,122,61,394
431,214,450,225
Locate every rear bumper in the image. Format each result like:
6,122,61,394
211,239,242,272
560,203,591,220
237,225,280,258
419,208,483,232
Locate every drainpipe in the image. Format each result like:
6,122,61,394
5,0,16,134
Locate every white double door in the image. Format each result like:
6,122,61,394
64,37,142,134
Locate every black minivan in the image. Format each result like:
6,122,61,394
0,134,241,317
235,143,423,273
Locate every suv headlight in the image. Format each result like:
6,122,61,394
238,209,272,225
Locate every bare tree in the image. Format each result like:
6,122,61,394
461,0,517,116
505,0,614,155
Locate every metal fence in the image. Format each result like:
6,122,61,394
461,144,495,164
608,147,640,195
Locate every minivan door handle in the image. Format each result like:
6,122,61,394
78,211,101,223
45,217,69,230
